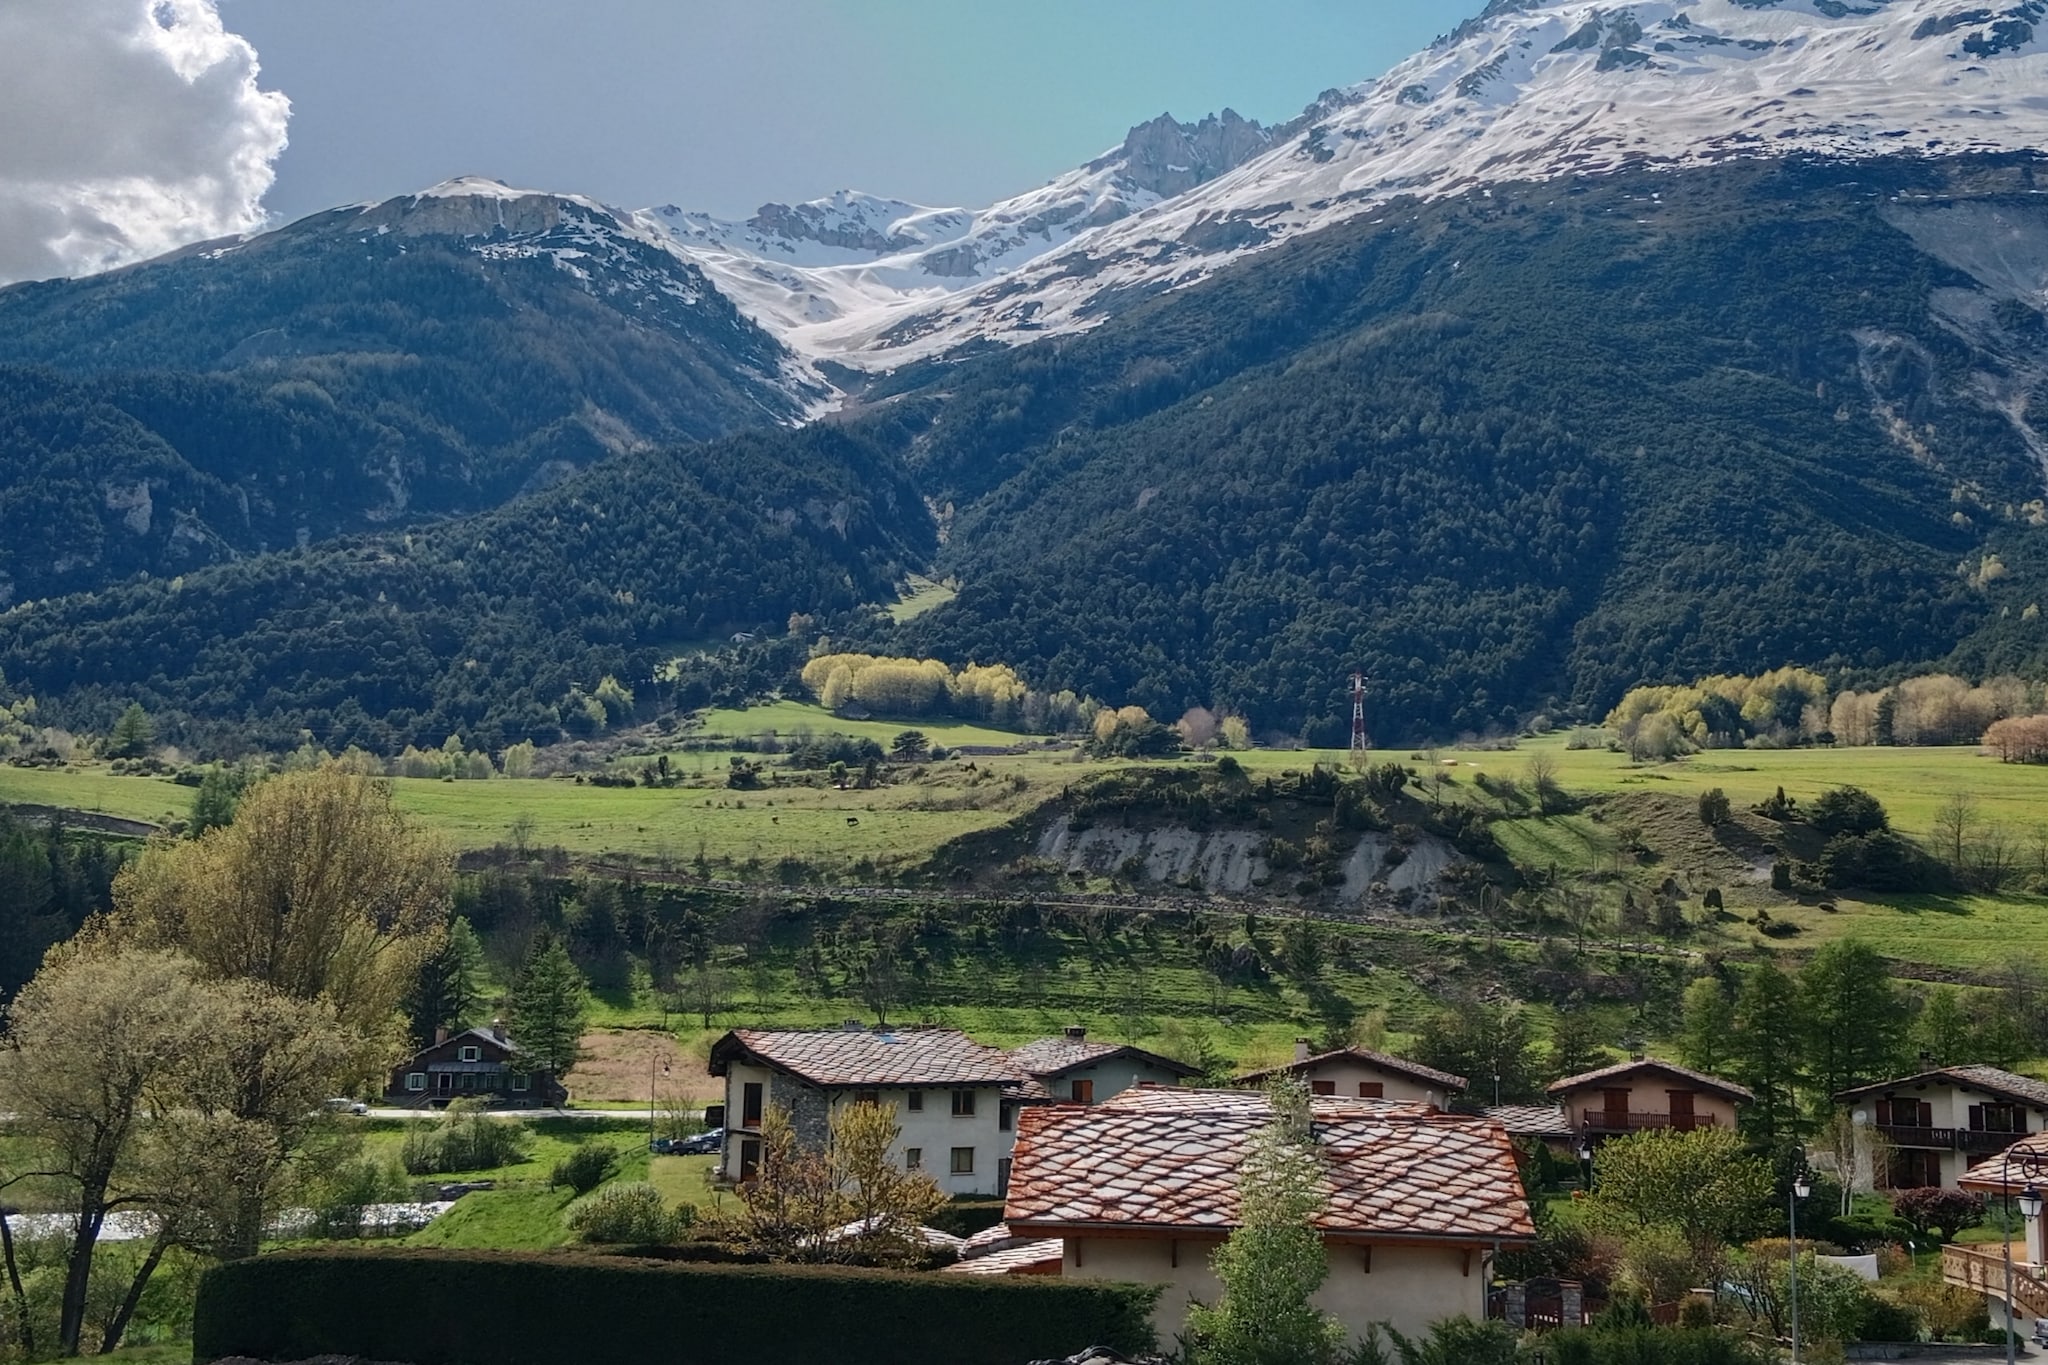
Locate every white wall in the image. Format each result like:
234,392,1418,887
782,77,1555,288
1844,1086,2046,1189
1064,1236,1489,1342
1296,1059,1455,1110
825,1085,1016,1197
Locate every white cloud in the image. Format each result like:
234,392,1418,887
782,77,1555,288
0,0,289,284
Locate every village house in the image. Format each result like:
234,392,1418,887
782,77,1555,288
1949,1131,2048,1342
1000,1085,1535,1341
707,1026,1046,1197
1235,1041,1466,1109
1836,1064,2048,1189
384,1024,566,1107
1009,1026,1200,1103
1548,1058,1750,1141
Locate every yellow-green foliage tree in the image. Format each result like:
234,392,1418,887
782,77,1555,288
1607,667,1831,756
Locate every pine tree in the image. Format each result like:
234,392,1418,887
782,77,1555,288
1677,976,1737,1076
511,932,587,1079
1546,1002,1607,1082
1911,986,1969,1069
1799,940,1905,1099
107,703,153,758
1730,959,1805,1148
406,917,485,1047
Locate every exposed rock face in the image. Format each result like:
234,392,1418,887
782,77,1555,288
1095,109,1274,199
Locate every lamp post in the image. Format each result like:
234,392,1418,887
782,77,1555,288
1789,1169,1811,1364
1578,1139,1594,1194
2000,1143,2048,1365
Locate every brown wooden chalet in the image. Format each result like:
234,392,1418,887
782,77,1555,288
385,1024,566,1108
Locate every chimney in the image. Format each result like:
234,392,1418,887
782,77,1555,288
1295,1037,1312,1063
1064,1025,1087,1042
843,1018,865,1032
1918,1050,1934,1068
490,1019,506,1043
434,1026,449,1046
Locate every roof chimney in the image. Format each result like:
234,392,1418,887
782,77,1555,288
1295,1037,1312,1063
434,1025,449,1046
1064,1025,1087,1042
490,1019,506,1043
843,1018,866,1032
1918,1051,1934,1068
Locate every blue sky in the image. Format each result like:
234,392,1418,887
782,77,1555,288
220,0,1474,222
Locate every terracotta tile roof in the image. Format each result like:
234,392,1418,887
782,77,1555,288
708,1027,1030,1089
1011,1037,1200,1080
1003,1086,1534,1245
960,1221,1024,1256
1234,1047,1467,1092
1960,1133,2048,1192
1485,1104,1573,1139
1836,1065,2048,1109
1547,1058,1753,1103
940,1239,1065,1275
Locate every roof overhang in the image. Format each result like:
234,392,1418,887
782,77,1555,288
1007,1218,1533,1248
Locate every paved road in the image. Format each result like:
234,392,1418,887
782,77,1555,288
360,1106,661,1121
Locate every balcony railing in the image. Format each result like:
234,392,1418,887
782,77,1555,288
1875,1124,2029,1153
1581,1110,1722,1133
1943,1243,2048,1321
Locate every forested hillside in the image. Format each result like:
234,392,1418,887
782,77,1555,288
5,157,2048,751
0,188,818,603
887,154,2048,741
0,426,932,752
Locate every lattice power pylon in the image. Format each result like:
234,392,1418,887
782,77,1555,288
1349,672,1371,764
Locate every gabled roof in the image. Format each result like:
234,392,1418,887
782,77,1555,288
940,1239,1064,1276
1547,1058,1753,1104
1010,1036,1201,1081
402,1028,521,1062
1960,1133,2048,1194
1003,1086,1534,1246
1835,1064,2048,1109
708,1027,1031,1089
1233,1047,1468,1092
1486,1104,1573,1140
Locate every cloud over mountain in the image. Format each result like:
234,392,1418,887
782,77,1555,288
0,0,289,285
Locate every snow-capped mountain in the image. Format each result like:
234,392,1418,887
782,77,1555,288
629,110,1275,360
795,0,2048,367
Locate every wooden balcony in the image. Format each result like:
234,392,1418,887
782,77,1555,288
1961,1128,2027,1156
1876,1124,2028,1154
1580,1110,1722,1134
1943,1243,2048,1321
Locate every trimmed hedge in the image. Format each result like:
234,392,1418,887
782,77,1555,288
194,1248,1158,1365
1542,1327,1772,1365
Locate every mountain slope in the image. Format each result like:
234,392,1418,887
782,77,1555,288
0,179,826,601
883,154,2048,740
836,0,2048,366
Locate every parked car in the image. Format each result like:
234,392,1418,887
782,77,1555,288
674,1127,723,1155
323,1097,369,1115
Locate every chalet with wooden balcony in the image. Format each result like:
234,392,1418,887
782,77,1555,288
1835,1065,2048,1190
1234,1040,1468,1111
1948,1132,2048,1343
1547,1058,1751,1142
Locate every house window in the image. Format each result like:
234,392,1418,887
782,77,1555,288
406,1072,426,1091
905,1147,923,1171
743,1082,764,1126
460,1073,476,1090
951,1090,976,1117
999,1104,1014,1133
739,1138,761,1182
854,1090,880,1107
459,1046,480,1062
1358,1082,1384,1099
1072,1079,1094,1104
1310,1080,1337,1097
512,1074,529,1092
997,1157,1012,1196
906,1091,923,1112
950,1147,975,1175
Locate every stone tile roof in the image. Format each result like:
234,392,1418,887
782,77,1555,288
1003,1086,1534,1245
1547,1058,1754,1103
1485,1104,1573,1139
709,1027,1030,1089
1010,1037,1200,1080
940,1239,1065,1275
1960,1133,2048,1193
1234,1047,1467,1092
1836,1065,2048,1109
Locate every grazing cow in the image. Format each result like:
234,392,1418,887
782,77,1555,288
847,816,860,826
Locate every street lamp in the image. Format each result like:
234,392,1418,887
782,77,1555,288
1789,1170,1812,1365
1578,1139,1594,1193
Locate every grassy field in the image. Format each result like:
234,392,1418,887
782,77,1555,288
884,574,958,623
689,698,1035,752
0,765,189,825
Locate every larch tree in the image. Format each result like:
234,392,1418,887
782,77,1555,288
1798,940,1905,1100
510,933,588,1079
1729,959,1805,1149
1677,977,1737,1076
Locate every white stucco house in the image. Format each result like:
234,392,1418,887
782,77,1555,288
1234,1041,1467,1110
707,1026,1047,1197
1009,1026,1201,1103
1001,1085,1535,1342
1836,1064,2048,1189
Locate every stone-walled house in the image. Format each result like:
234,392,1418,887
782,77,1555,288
707,1026,1046,1197
1001,1085,1534,1341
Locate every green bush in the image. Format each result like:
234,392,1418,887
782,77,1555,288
550,1143,621,1194
1544,1327,1773,1365
401,1104,532,1175
565,1184,683,1244
1851,1293,1921,1344
926,1200,1007,1238
193,1249,1159,1365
